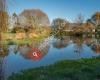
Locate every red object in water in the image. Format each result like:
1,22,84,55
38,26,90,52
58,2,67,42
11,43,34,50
28,48,46,61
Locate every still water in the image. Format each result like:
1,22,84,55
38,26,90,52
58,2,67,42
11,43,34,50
0,36,100,79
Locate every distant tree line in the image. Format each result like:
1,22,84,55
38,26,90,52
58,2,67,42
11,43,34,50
51,12,100,36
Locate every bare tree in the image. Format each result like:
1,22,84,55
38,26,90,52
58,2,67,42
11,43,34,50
75,14,84,26
52,18,68,31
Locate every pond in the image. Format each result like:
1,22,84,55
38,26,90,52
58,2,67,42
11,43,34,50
0,36,100,79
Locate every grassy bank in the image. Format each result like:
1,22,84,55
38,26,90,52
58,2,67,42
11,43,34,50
2,32,50,45
4,36,47,45
8,57,100,80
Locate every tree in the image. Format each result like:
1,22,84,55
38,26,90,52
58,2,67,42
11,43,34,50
75,14,84,26
51,18,69,36
73,14,84,35
0,0,8,41
91,12,100,27
0,11,8,32
19,9,50,31
83,22,95,33
13,13,17,19
89,12,100,34
12,13,20,27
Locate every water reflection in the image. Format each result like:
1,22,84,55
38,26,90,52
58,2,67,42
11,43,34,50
92,44,100,53
18,42,50,60
91,38,100,53
0,36,100,79
52,36,70,49
0,45,8,80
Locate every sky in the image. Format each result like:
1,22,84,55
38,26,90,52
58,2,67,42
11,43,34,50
8,0,100,22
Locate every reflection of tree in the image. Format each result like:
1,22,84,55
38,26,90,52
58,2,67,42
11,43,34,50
83,37,94,47
18,44,31,57
0,45,8,80
8,45,18,55
53,37,69,49
18,40,50,60
91,37,100,53
38,37,51,54
0,57,5,80
73,37,84,55
73,36,100,54
91,44,100,53
54,35,64,40
0,45,8,57
73,37,83,46
76,36,100,54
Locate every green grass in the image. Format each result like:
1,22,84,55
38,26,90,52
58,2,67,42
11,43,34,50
4,37,46,45
2,32,50,45
8,57,100,80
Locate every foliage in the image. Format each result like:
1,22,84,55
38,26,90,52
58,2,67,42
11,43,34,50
11,26,25,33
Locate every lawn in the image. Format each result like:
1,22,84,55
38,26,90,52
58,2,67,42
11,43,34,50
8,57,100,80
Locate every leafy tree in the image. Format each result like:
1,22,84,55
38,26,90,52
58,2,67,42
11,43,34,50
13,13,17,19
